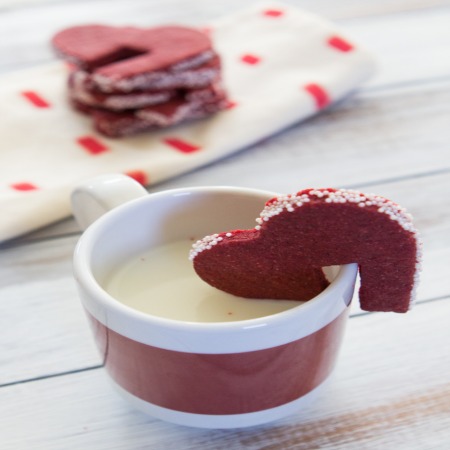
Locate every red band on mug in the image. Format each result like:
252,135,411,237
87,310,347,415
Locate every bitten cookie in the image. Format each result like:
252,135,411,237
73,82,228,137
190,188,422,313
68,71,176,110
52,24,219,92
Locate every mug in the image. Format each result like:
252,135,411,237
72,174,357,428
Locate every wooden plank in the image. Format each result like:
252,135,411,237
0,235,101,386
2,217,82,247
343,6,450,88
1,298,449,449
0,0,446,19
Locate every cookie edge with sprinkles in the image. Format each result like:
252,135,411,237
189,188,422,310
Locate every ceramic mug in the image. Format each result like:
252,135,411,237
72,174,357,428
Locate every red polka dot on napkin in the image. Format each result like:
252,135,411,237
304,83,330,109
328,36,354,52
241,54,261,65
125,170,148,185
163,138,201,154
11,182,39,191
263,9,284,17
76,136,109,155
21,91,50,108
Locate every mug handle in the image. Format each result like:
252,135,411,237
71,174,148,230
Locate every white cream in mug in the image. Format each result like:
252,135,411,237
104,239,303,323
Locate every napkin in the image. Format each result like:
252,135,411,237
0,3,375,242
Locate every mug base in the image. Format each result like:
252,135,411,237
110,377,329,429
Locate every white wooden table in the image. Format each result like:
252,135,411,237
1,0,450,448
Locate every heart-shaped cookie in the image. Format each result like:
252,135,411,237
68,71,176,110
190,188,421,313
72,82,228,137
52,24,216,92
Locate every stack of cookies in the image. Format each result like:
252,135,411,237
52,24,228,137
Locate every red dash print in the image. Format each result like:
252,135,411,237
328,36,354,52
241,54,261,65
77,136,109,155
21,91,50,108
11,182,38,191
263,9,284,17
163,138,201,154
225,100,238,109
304,84,330,109
126,170,148,185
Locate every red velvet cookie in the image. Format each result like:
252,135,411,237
190,188,422,313
80,83,228,137
52,24,218,92
69,65,223,111
72,55,221,93
68,71,176,110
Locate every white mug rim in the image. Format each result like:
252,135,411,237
73,186,357,340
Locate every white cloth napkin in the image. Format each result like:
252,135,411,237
0,3,375,242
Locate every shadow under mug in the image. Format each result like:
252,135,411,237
72,174,357,428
